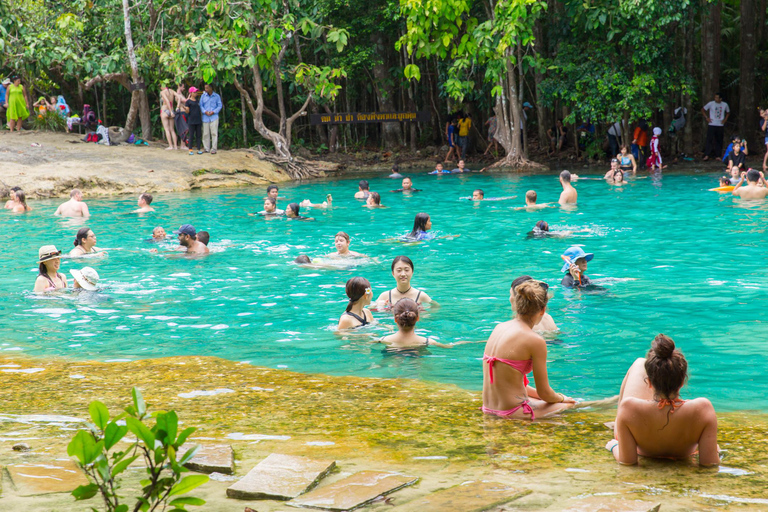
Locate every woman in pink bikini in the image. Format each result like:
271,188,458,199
482,280,576,420
33,245,67,292
606,334,719,466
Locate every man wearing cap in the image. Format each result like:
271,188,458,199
54,189,90,217
732,169,768,200
200,84,222,154
558,171,577,205
176,224,209,254
0,78,9,123
71,267,100,291
604,158,621,179
561,246,593,288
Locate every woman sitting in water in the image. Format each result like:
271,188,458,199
605,334,719,466
10,190,31,213
34,245,67,292
482,280,575,420
617,145,637,173
511,276,557,331
376,256,437,309
285,203,313,220
609,169,625,185
337,277,375,329
365,192,382,207
379,299,453,348
70,227,103,256
405,212,434,241
70,266,100,291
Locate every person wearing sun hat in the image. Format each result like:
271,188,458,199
560,246,594,288
33,245,67,292
71,267,100,291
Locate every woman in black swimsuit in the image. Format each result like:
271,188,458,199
33,245,67,292
337,277,375,329
379,299,452,348
375,256,438,309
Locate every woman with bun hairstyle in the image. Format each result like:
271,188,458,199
379,299,453,348
69,227,103,256
376,256,438,309
482,280,576,420
510,276,557,331
337,277,375,329
606,335,719,466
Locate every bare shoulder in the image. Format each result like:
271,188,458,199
686,397,716,414
617,396,647,414
419,289,432,302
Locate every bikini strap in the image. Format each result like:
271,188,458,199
344,311,367,325
389,289,392,305
657,398,685,413
415,290,422,302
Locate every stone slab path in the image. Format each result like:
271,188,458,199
288,471,418,511
6,460,89,496
227,453,336,500
180,444,235,475
393,480,530,511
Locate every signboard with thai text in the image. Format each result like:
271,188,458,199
309,111,430,125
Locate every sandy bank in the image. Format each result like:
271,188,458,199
0,131,340,198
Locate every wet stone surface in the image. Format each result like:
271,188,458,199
6,459,89,496
392,480,530,511
180,444,235,475
288,471,418,511
227,453,336,500
560,497,662,512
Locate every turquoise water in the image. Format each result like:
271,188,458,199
2,170,767,411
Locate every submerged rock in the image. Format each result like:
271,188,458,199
227,453,336,500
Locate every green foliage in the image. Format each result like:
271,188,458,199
31,111,66,131
67,387,208,512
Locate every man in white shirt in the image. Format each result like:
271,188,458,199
607,121,623,160
701,93,730,161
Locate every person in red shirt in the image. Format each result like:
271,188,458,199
632,121,650,163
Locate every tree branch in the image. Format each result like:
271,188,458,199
84,73,131,90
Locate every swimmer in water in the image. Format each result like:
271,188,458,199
257,197,285,216
378,299,455,348
727,166,741,185
559,171,578,205
451,159,471,173
9,190,31,213
266,184,285,201
354,180,370,199
482,280,576,420
606,334,719,466
376,255,438,309
510,276,557,331
4,186,21,209
55,188,90,217
429,163,450,175
337,277,375,329
718,176,731,187
472,189,484,200
285,203,313,220
176,224,209,254
132,193,155,213
70,227,104,256
152,226,168,241
326,231,368,258
389,164,403,179
405,212,434,241
365,192,383,207
732,169,768,199
34,245,67,292
196,231,209,246
609,169,625,185
529,220,549,237
70,266,100,291
604,158,621,179
561,246,593,288
300,194,333,208
392,176,422,193
617,145,637,173
515,190,553,210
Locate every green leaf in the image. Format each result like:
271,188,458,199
156,411,178,445
132,387,146,418
68,430,103,465
88,402,109,431
178,444,200,466
72,483,99,500
112,455,139,477
168,475,209,497
126,417,155,449
103,421,128,451
116,505,129,512
175,427,196,447
169,497,206,507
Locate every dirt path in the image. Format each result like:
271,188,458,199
0,131,337,198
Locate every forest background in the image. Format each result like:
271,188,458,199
0,0,765,169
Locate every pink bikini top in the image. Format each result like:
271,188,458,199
483,355,533,387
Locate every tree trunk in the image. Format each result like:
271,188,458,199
700,0,721,135
370,33,403,149
241,94,247,145
120,0,152,142
739,0,757,147
533,18,549,152
683,5,695,155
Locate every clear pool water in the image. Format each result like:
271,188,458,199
3,169,766,411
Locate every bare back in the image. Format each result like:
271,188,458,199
482,320,534,411
56,199,88,217
734,184,768,200
160,88,176,113
559,184,577,205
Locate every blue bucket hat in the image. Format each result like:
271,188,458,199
523,102,533,109
560,246,594,273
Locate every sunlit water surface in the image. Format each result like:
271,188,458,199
3,169,766,411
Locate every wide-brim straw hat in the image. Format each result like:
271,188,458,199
38,245,62,263
70,267,100,291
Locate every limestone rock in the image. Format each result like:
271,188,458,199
288,471,418,511
7,460,89,496
227,453,336,501
12,443,31,452
561,497,661,512
393,481,530,511
180,444,235,475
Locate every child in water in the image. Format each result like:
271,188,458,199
647,127,664,170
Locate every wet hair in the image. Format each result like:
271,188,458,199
368,192,381,205
345,277,370,312
620,145,628,151
645,334,687,402
70,188,82,198
613,169,624,181
535,220,549,231
560,171,571,183
15,190,29,210
403,176,412,182
719,176,730,186
514,280,548,318
526,190,537,202
139,193,153,205
152,226,166,237
287,203,300,216
74,227,91,247
747,169,760,182
358,180,369,190
473,189,484,198
393,298,419,328
264,197,276,206
196,231,209,245
11,186,21,192
335,231,350,243
408,213,430,238
267,185,278,194
392,164,400,172
391,255,414,272
294,255,311,264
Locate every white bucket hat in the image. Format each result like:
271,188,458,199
70,267,100,291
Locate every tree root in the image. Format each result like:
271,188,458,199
482,155,549,173
251,147,329,180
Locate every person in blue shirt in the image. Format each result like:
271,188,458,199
200,84,223,154
0,78,8,122
429,163,450,175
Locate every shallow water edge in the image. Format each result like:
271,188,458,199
0,353,766,510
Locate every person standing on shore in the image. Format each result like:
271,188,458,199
159,84,183,150
457,113,471,160
760,108,768,172
183,87,203,155
55,189,90,217
200,84,222,155
4,76,30,132
0,78,9,123
702,93,730,161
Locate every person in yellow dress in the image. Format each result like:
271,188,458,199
4,76,29,132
